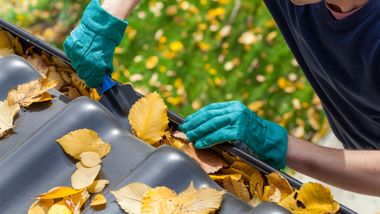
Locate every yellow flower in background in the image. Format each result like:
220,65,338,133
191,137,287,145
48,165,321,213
218,0,231,5
206,7,225,20
169,41,184,52
198,42,211,52
146,56,159,70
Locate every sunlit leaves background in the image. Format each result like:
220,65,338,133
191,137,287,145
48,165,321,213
0,0,328,142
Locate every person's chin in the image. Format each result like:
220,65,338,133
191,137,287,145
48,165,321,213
290,0,322,5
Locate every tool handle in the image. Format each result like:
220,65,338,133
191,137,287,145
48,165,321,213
98,74,118,94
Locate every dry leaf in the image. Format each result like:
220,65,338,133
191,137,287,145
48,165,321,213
64,189,90,213
140,182,225,214
26,54,49,76
90,194,107,207
249,195,261,208
71,74,89,96
0,30,14,57
47,66,65,90
175,182,225,214
28,199,54,214
173,142,226,174
36,186,82,200
128,92,169,144
71,162,101,189
80,152,101,168
88,179,109,194
209,174,242,182
56,129,111,160
266,172,293,201
111,183,153,214
7,78,56,107
249,168,265,199
279,183,340,213
0,100,20,138
222,177,251,202
141,186,177,213
172,131,189,141
48,201,71,214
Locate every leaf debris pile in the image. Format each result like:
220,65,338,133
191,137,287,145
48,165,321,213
28,129,111,213
0,28,100,101
128,92,340,213
0,78,56,139
112,182,225,214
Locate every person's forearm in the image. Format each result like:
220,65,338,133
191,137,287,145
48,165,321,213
286,136,380,196
101,0,138,20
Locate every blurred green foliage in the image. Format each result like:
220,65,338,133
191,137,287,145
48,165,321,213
0,0,328,141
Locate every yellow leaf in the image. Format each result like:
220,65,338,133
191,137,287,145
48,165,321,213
90,194,107,207
88,179,109,194
209,173,242,181
7,78,57,107
71,74,89,96
80,152,101,168
222,177,251,202
111,183,152,214
0,100,20,138
141,186,178,214
89,88,101,101
28,199,54,214
56,129,111,160
64,189,90,213
249,167,265,199
280,183,340,213
0,30,14,57
266,172,293,201
140,182,225,214
176,182,225,214
48,201,72,214
128,92,169,144
71,162,101,189
36,186,82,200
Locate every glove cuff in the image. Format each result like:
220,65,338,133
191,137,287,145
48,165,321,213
81,0,128,45
259,121,288,170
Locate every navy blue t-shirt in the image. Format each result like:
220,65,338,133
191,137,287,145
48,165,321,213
264,0,380,149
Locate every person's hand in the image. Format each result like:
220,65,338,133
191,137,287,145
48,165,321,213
180,101,288,169
64,0,132,88
290,0,321,5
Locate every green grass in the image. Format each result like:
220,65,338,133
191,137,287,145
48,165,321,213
0,0,328,142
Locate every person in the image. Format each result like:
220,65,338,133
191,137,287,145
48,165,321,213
64,0,380,196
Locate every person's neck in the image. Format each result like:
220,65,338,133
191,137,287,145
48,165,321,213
326,0,368,13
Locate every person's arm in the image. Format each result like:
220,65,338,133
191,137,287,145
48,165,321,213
101,0,140,20
287,136,380,196
64,0,140,87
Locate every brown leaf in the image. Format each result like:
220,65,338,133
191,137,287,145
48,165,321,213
7,78,56,107
175,142,226,174
222,177,251,202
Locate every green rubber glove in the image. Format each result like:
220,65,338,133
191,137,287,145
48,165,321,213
64,0,128,88
180,101,288,170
